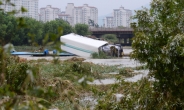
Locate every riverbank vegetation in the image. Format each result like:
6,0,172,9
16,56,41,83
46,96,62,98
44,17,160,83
0,12,90,46
0,54,144,109
131,0,184,109
1,0,184,109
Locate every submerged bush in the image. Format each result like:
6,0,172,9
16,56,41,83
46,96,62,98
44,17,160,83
91,51,109,59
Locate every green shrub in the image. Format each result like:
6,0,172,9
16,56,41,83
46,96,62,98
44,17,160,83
101,34,118,43
91,51,109,59
6,62,29,92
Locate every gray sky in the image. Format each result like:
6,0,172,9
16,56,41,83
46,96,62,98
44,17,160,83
39,0,151,16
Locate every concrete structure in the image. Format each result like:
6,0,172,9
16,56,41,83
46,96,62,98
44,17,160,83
21,0,39,20
0,0,39,20
58,11,73,25
104,6,132,28
113,6,132,27
38,3,98,25
39,5,60,22
105,16,114,28
65,3,74,17
64,3,98,26
0,0,22,17
89,28,133,46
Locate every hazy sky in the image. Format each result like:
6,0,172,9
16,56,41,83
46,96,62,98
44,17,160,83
39,0,151,16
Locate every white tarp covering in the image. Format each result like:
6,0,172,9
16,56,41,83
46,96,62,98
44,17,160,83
60,33,108,57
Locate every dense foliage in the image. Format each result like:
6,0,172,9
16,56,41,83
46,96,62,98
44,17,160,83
3,0,184,109
0,12,91,46
131,0,184,109
101,34,118,43
0,12,17,45
74,23,90,36
91,51,109,59
43,19,74,36
88,19,99,28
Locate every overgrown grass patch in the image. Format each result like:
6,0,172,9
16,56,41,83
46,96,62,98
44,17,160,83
2,55,156,109
39,59,119,80
119,67,134,77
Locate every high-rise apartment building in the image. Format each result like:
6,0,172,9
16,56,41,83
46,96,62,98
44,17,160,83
0,0,39,20
105,16,114,28
63,3,98,26
0,0,21,17
113,6,132,27
22,0,39,20
58,11,73,25
105,6,132,28
39,5,60,22
38,3,98,25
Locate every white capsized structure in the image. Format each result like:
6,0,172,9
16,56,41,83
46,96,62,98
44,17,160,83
60,33,108,57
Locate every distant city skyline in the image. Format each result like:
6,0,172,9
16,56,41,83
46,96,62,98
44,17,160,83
0,0,39,20
39,0,151,17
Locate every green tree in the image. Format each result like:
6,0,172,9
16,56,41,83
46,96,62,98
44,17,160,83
12,17,44,45
101,34,118,43
88,19,99,28
24,17,44,45
0,12,17,46
74,23,90,36
131,0,184,108
43,19,74,36
0,12,44,46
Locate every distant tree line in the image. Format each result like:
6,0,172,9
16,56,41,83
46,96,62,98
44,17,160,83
0,12,90,46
